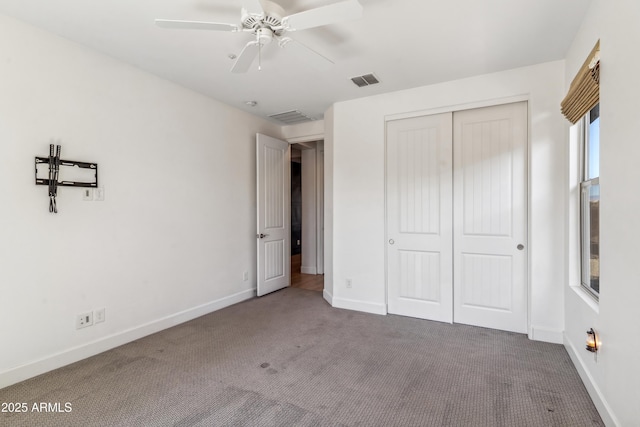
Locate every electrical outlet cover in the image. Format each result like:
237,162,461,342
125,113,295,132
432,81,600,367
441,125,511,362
94,308,105,324
76,312,93,329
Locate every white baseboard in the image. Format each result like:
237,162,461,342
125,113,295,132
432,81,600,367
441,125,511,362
332,296,387,315
301,266,317,275
0,288,256,389
529,326,564,344
564,333,619,427
323,289,333,305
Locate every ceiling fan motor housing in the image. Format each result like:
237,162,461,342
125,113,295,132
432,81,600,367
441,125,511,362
242,14,283,34
241,0,285,34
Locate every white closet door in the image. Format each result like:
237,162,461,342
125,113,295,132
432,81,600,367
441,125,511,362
452,102,528,333
386,113,453,323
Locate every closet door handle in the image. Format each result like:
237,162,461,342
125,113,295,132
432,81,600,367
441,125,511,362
517,244,524,250
389,239,395,245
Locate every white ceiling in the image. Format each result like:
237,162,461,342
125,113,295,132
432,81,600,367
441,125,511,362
0,0,590,124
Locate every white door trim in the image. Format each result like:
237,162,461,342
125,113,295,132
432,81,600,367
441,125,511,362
384,95,530,123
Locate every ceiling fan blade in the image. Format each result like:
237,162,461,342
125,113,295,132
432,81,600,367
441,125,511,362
280,37,334,68
241,0,265,15
231,41,260,73
283,0,363,31
155,19,239,32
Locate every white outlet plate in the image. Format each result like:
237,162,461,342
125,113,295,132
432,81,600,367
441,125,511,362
243,271,249,281
94,308,105,324
76,312,93,329
94,187,105,201
346,279,352,288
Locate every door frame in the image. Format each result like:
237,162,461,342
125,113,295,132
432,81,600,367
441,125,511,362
287,138,326,279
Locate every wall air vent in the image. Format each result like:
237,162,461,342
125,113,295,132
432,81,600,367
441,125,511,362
269,110,314,125
350,73,380,87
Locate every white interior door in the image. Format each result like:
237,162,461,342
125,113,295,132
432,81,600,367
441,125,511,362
386,113,454,322
257,134,291,297
453,102,528,333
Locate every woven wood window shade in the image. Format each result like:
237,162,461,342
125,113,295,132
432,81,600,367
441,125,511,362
561,40,600,124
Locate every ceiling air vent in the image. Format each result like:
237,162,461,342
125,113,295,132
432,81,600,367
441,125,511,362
350,73,380,87
269,110,313,125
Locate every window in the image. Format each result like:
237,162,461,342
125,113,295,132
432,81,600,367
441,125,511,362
580,103,599,297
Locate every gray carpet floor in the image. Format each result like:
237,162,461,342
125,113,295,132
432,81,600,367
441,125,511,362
1,288,603,426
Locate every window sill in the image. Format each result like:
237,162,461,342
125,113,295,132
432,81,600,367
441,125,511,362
570,285,599,314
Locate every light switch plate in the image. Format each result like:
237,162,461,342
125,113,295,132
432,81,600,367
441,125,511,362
94,308,105,323
94,187,105,201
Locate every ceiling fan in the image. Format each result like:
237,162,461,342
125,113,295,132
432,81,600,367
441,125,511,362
155,0,363,73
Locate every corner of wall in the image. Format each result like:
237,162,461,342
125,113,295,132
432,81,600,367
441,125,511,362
563,333,620,427
530,326,564,344
323,106,334,300
331,296,387,316
322,288,333,306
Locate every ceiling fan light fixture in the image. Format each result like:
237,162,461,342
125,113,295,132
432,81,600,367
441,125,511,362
278,37,293,48
256,28,274,45
245,101,258,107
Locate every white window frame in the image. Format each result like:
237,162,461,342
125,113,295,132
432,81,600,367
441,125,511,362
579,104,600,299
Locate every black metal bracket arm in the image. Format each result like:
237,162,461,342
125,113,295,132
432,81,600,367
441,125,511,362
35,157,98,188
35,144,98,213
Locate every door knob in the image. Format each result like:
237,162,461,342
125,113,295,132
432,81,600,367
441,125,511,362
517,244,524,250
257,233,269,239
389,239,395,245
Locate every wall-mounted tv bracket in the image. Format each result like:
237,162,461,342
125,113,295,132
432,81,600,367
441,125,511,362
35,143,98,213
